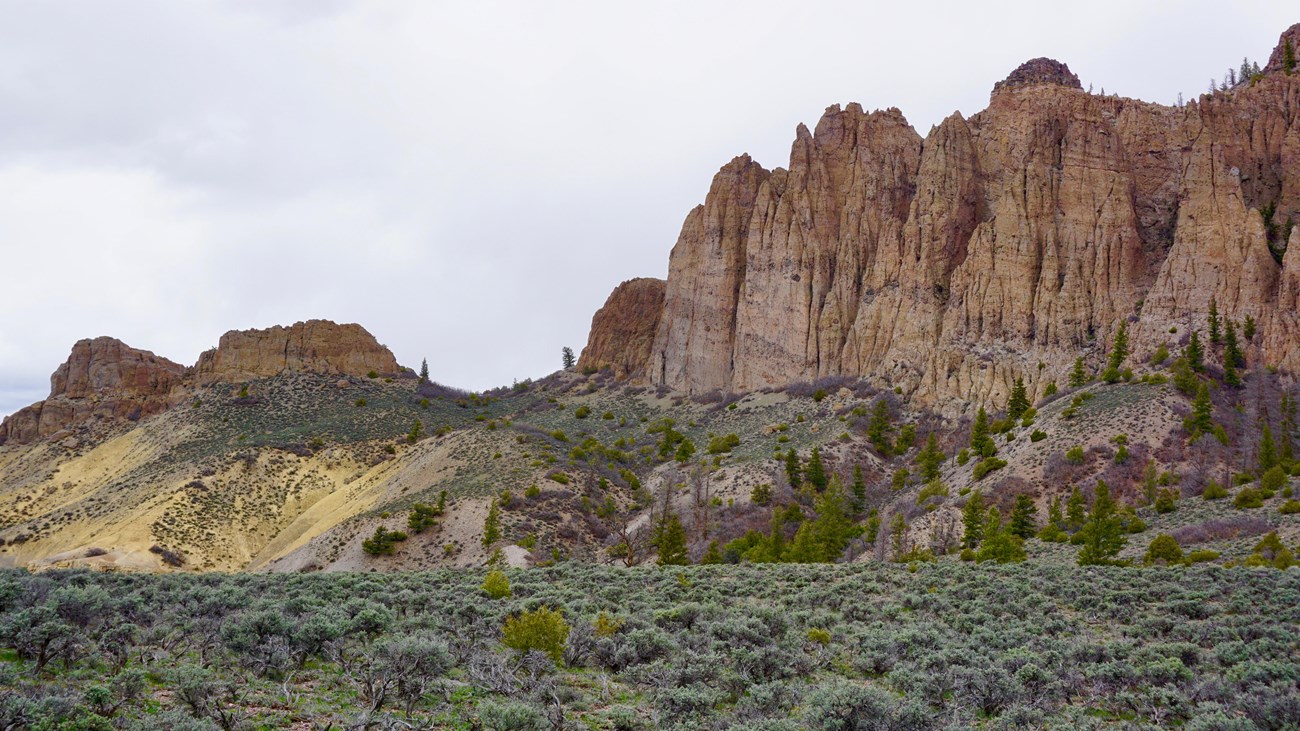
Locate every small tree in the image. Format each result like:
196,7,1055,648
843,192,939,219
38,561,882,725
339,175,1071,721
1243,314,1256,341
655,513,689,566
1224,320,1244,370
866,399,894,455
407,502,442,534
419,358,430,384
362,526,408,556
806,447,828,491
915,433,945,481
784,448,802,488
1285,38,1296,74
1065,485,1087,532
970,406,996,459
502,606,569,663
1077,481,1127,566
1186,331,1205,372
482,498,502,547
851,465,867,512
561,347,576,369
1008,495,1037,539
1208,298,1221,345
1103,321,1129,382
1006,378,1030,421
1069,357,1089,388
1259,423,1278,473
961,491,986,549
1185,383,1214,439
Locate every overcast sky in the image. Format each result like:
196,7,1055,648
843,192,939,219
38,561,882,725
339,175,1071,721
0,1,1293,417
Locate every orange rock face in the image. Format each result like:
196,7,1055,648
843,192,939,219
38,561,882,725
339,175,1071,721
578,278,666,380
589,26,1300,409
0,337,185,444
193,320,400,384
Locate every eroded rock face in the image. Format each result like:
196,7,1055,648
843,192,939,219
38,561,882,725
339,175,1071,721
590,27,1300,410
578,278,666,380
194,320,399,384
0,338,185,444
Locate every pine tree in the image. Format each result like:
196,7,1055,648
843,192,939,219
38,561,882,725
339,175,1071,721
1069,357,1089,388
1208,298,1221,345
977,522,1026,564
482,498,502,547
1077,480,1127,566
1243,314,1256,341
1224,359,1241,389
787,478,854,563
1038,497,1066,542
1281,393,1296,466
1103,321,1129,382
561,346,576,369
866,399,894,455
888,512,909,562
982,506,1002,544
851,465,867,512
970,406,996,458
1286,38,1297,74
961,490,986,549
1224,320,1244,369
1259,422,1277,473
806,447,828,491
1007,378,1030,421
655,513,689,566
699,540,723,565
915,433,945,481
1240,57,1253,83
1008,494,1038,539
1185,382,1214,438
1186,331,1205,372
1065,485,1087,533
784,448,801,488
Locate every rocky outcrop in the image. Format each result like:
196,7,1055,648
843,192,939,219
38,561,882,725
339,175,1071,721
578,278,666,379
591,25,1300,411
0,338,185,444
194,320,399,384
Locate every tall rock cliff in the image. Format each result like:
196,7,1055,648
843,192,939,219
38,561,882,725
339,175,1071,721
194,320,400,384
0,338,185,444
590,26,1300,410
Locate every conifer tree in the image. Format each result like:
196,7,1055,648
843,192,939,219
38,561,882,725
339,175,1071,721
915,433,945,481
1224,320,1244,370
851,465,867,512
1007,378,1030,421
977,518,1026,564
1065,485,1087,533
1286,38,1296,74
1186,331,1205,372
561,346,576,369
482,498,502,547
1208,298,1221,345
1259,422,1277,473
806,447,828,491
655,513,689,566
866,399,894,455
699,540,723,565
1038,497,1067,542
784,448,801,488
970,406,996,458
1103,321,1129,382
419,358,430,384
961,490,986,549
1243,314,1256,341
787,478,853,563
888,512,909,561
1280,393,1296,466
982,506,1002,544
1077,480,1126,565
1069,357,1089,388
1185,382,1214,438
1008,494,1038,539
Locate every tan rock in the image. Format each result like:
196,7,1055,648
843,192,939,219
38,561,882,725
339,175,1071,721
577,277,666,380
194,320,399,384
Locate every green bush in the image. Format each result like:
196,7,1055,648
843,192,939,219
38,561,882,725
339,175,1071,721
361,526,408,556
502,606,569,663
706,433,741,455
972,457,1007,481
1065,446,1085,465
482,570,511,599
1202,482,1229,500
1184,549,1220,564
1279,500,1300,515
1030,430,1047,442
1143,534,1183,566
1233,488,1264,510
574,405,591,419
1260,465,1287,493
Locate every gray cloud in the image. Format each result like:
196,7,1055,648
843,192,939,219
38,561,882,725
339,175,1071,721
0,0,1293,416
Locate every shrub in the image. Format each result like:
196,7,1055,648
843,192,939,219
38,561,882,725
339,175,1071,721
972,458,1007,480
407,502,442,533
1030,430,1047,442
1202,481,1229,500
1260,465,1287,493
1184,549,1220,564
574,405,591,419
751,483,772,506
706,433,741,455
1154,489,1177,514
482,570,511,599
362,526,408,556
1233,488,1264,509
1279,500,1300,515
812,388,828,402
502,606,569,663
1144,534,1183,566
1065,446,1085,465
